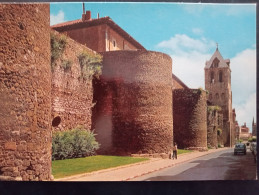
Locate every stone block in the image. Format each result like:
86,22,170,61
4,142,17,151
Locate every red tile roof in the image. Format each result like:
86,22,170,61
51,17,145,50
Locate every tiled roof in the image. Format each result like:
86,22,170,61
51,17,145,50
205,48,230,69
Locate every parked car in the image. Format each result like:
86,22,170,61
234,143,246,155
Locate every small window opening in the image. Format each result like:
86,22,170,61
219,71,223,82
113,40,116,47
52,116,61,127
210,71,214,83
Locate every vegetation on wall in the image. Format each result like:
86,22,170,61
52,126,100,160
208,105,222,113
50,32,68,71
61,59,72,71
78,50,102,80
198,87,209,95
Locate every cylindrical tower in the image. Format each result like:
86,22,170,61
173,89,207,150
99,50,173,156
0,4,52,181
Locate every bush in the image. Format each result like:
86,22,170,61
78,50,102,80
52,126,100,160
248,137,257,142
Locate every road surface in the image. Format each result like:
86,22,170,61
131,148,257,181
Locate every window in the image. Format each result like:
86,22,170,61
209,94,212,100
219,71,223,82
216,93,219,99
221,93,225,100
113,40,116,47
210,71,214,83
212,58,219,68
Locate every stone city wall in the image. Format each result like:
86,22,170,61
0,4,52,181
51,30,100,132
93,50,173,157
217,112,224,146
207,109,219,148
173,89,207,150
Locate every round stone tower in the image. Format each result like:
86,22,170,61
94,50,173,157
0,4,52,181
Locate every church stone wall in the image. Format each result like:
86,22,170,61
0,4,52,181
51,30,98,132
173,89,207,150
93,50,173,157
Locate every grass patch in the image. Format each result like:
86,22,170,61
178,149,193,155
52,155,148,179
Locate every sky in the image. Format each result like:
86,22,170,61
50,2,256,132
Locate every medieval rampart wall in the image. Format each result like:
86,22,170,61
173,89,207,150
207,110,219,148
93,50,173,157
0,4,51,181
51,30,96,132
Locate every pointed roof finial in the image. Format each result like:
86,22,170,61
216,42,218,50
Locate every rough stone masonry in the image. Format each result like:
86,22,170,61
0,4,52,181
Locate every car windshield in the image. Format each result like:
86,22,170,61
235,144,245,148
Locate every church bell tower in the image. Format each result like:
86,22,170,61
204,46,233,147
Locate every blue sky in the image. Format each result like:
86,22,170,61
50,2,256,132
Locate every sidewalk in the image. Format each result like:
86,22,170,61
55,147,230,181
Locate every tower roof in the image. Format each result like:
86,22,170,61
205,48,230,69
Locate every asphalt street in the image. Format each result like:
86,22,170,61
131,148,257,181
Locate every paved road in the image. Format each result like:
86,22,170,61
131,148,257,181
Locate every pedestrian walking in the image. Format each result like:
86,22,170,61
172,143,178,160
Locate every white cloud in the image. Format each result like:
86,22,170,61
233,93,256,132
231,48,256,104
50,11,65,26
157,34,215,88
231,48,256,132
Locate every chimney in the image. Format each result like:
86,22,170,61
82,10,91,21
97,13,99,19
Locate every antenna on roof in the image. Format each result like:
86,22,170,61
216,42,218,50
83,2,85,14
